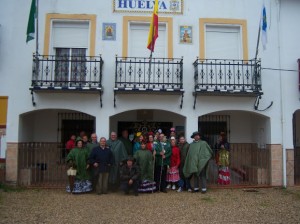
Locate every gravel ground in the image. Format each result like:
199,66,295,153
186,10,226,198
0,187,300,224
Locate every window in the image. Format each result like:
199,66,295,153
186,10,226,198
43,14,96,56
199,19,248,60
205,25,242,59
122,16,173,58
54,48,86,85
52,21,88,86
129,23,166,58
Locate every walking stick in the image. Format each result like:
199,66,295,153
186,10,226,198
159,149,165,192
152,152,156,193
152,142,157,193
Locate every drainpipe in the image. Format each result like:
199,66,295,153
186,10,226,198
276,0,287,188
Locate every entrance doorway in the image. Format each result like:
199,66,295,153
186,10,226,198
110,109,186,140
58,112,95,144
293,111,300,185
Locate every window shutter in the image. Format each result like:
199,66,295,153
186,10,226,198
129,23,166,58
52,21,89,48
205,25,242,60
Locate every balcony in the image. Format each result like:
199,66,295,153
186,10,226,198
193,58,263,108
30,54,104,106
114,56,184,108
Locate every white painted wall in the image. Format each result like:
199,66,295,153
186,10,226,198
277,0,300,149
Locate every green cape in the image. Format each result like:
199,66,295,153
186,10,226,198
134,149,154,181
66,147,90,180
183,140,212,178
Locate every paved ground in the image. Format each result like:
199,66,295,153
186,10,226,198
0,186,300,224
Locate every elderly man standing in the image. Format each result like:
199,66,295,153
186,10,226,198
183,131,213,194
107,131,128,191
86,133,99,189
177,135,191,192
89,137,113,194
119,129,133,156
87,133,98,155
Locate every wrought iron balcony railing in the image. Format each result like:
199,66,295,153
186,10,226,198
114,56,184,108
193,58,263,108
29,54,104,106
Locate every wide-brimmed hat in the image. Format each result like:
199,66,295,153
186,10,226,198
190,131,201,138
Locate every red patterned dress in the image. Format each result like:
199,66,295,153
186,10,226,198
166,145,180,182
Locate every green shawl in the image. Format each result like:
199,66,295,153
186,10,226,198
66,147,90,180
134,149,154,181
183,140,212,178
106,139,128,184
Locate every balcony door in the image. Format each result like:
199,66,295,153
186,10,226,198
55,48,86,86
205,25,242,60
129,23,166,58
127,23,167,88
52,21,89,86
204,25,243,88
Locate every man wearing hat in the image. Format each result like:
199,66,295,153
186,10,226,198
120,156,140,196
183,131,213,193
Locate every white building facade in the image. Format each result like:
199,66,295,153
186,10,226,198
0,0,299,187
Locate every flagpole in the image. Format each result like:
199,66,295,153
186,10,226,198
149,25,154,89
254,16,261,60
35,0,39,56
149,22,154,59
149,5,156,89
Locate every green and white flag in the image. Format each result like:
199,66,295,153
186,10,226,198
26,0,36,43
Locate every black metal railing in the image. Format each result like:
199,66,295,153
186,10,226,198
114,56,184,91
193,58,262,93
31,54,103,90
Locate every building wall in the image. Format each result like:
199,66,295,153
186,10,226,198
279,0,300,150
1,0,300,185
0,0,296,142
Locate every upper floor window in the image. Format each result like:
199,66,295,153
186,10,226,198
51,21,89,53
55,48,86,84
43,14,96,56
51,21,89,85
199,19,248,60
122,16,173,58
128,23,167,58
205,25,242,60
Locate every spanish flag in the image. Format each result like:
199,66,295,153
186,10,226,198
147,0,158,52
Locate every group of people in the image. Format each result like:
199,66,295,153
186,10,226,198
65,128,231,196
